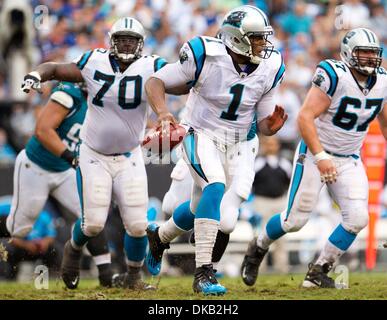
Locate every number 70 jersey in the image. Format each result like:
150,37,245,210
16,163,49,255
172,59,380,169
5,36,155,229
74,49,167,155
312,59,387,156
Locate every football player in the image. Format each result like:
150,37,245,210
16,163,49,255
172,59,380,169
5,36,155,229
145,120,259,276
145,5,287,295
1,82,114,288
241,28,387,288
21,17,177,290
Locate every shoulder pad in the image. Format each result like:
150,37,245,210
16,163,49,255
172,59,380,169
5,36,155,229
316,59,345,97
150,55,168,72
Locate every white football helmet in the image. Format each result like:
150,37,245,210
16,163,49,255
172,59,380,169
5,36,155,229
340,28,383,75
108,17,146,63
218,5,274,64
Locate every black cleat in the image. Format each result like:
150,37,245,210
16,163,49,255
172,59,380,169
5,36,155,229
145,223,170,276
193,264,227,295
60,240,82,289
302,263,335,288
241,237,268,286
112,272,156,290
98,270,114,287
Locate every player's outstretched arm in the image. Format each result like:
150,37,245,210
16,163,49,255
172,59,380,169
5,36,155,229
35,99,77,167
377,103,387,140
145,77,177,126
298,86,337,183
21,63,83,94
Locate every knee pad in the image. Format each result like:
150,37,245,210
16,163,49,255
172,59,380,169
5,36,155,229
342,207,369,234
122,178,148,207
125,219,147,237
88,177,111,207
82,224,104,237
82,210,107,237
233,169,255,200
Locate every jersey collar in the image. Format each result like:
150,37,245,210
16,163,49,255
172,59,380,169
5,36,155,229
349,68,377,96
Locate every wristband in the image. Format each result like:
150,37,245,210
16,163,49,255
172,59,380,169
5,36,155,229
314,151,331,162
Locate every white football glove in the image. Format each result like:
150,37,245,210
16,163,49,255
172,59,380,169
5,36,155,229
21,71,42,93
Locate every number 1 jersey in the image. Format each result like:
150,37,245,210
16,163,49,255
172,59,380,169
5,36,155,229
152,36,285,145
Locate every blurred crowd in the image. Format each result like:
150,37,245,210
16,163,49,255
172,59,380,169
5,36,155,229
0,0,387,277
0,0,386,162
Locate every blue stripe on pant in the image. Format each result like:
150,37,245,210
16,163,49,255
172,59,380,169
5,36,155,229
285,140,308,221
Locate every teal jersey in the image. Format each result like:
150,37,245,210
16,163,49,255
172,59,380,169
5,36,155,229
26,82,87,172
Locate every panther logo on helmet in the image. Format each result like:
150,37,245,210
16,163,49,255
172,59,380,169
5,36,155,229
223,11,246,28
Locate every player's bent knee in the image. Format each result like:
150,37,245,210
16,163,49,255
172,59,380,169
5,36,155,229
83,224,104,237
282,212,309,233
162,191,178,216
343,207,369,234
6,215,33,238
219,207,239,234
126,220,147,237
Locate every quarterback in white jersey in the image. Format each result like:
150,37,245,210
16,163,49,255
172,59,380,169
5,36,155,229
145,5,287,295
21,17,171,290
241,28,387,289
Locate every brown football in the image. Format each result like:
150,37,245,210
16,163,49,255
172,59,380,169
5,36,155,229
142,123,187,156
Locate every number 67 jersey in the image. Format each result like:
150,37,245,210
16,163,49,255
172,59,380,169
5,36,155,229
312,59,387,156
74,49,167,155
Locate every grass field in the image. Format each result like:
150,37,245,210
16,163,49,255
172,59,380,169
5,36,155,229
0,273,387,300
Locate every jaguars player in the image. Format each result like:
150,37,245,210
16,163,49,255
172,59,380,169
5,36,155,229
21,17,176,290
241,28,387,288
1,82,114,288
145,5,287,295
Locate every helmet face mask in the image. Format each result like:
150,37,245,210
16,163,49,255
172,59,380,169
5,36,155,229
108,18,146,64
111,33,143,63
351,46,383,75
340,28,383,76
219,6,274,64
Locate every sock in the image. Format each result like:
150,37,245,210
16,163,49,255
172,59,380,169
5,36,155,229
194,218,219,267
212,230,230,264
97,263,112,277
316,224,356,265
194,183,225,268
257,213,286,250
72,218,90,249
124,233,147,267
87,230,110,257
0,216,10,238
159,201,194,243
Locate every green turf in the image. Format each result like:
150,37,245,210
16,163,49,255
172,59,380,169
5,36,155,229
0,273,386,300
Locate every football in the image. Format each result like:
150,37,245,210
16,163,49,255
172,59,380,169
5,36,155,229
142,123,187,156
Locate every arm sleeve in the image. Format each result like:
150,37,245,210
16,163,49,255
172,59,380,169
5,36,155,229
151,40,200,88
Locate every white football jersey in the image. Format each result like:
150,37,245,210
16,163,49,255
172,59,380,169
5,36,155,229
312,59,387,156
153,36,285,145
74,49,167,154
